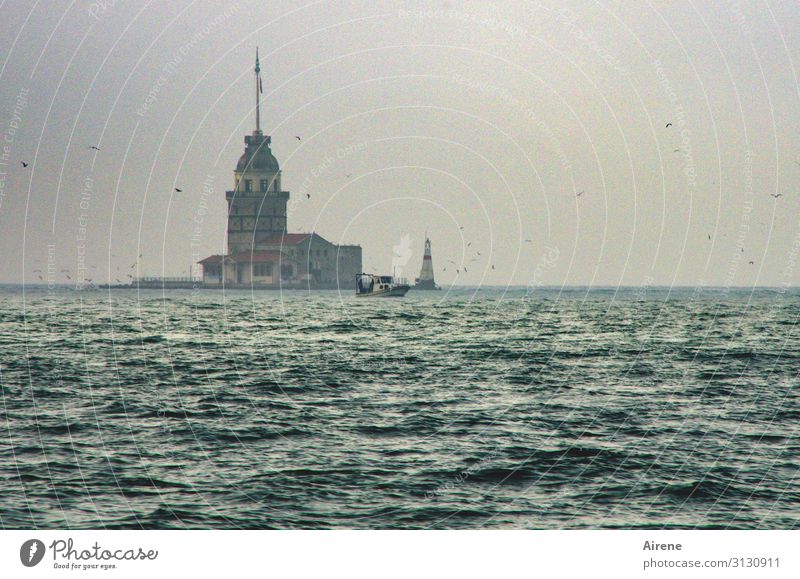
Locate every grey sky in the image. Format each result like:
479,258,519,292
1,0,799,287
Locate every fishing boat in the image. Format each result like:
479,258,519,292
355,273,409,297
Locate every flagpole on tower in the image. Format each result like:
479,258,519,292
255,47,261,133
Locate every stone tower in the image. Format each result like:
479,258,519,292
226,48,290,255
414,236,440,290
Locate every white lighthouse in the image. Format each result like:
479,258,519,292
413,237,440,290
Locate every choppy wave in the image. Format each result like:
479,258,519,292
1,287,799,529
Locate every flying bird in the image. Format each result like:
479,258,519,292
21,161,28,167
576,190,584,197
464,267,468,272
174,188,182,192
673,148,680,153
295,136,302,141
749,260,754,265
491,265,495,270
708,235,711,240
88,146,100,151
770,193,783,198
666,123,672,128
306,194,311,199
65,275,71,280
345,174,352,178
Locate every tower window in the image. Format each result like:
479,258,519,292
260,179,268,192
244,179,252,192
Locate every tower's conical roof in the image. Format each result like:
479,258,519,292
236,133,279,172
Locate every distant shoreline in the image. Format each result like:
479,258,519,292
2,284,799,291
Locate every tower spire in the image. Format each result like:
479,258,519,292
255,47,262,134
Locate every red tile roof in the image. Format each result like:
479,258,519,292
257,233,311,246
198,254,226,264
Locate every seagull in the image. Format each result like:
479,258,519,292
770,193,783,198
464,267,468,272
708,235,711,240
295,136,302,141
174,188,182,192
21,161,28,167
306,193,311,199
666,123,672,128
576,190,584,197
459,226,464,230
456,269,460,274
749,260,754,265
88,146,100,151
467,242,471,247
491,265,495,270
674,148,680,153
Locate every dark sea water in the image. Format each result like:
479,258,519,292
1,285,799,529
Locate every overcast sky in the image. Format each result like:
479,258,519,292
1,0,799,287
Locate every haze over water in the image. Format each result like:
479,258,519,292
1,286,798,529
